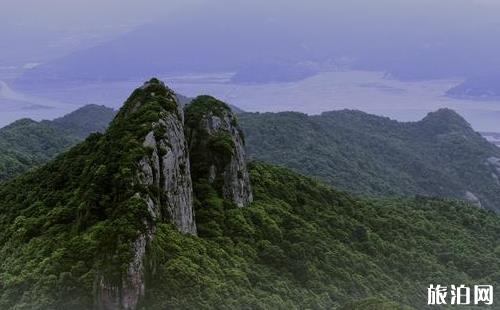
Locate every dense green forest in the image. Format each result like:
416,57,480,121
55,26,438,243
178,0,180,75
2,157,500,309
238,109,500,210
0,104,115,182
1,81,500,309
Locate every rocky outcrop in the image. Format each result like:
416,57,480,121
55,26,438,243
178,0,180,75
97,233,147,310
185,95,253,207
132,79,196,233
96,81,253,310
487,157,500,186
97,79,197,310
465,191,483,208
138,116,196,234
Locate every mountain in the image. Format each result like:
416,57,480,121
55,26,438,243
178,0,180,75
0,104,115,182
0,79,252,309
15,2,500,88
1,79,500,309
50,104,116,139
446,74,500,99
238,108,500,210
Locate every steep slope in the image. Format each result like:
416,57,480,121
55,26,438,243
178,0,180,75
0,104,115,181
143,162,500,309
239,108,500,210
185,96,252,208
96,79,198,309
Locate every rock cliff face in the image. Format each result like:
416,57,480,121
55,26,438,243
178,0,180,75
465,191,483,208
185,95,253,207
97,79,197,309
138,116,196,234
96,81,252,309
487,157,500,186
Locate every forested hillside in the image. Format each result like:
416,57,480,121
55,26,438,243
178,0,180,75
0,104,115,181
239,109,500,210
1,80,500,309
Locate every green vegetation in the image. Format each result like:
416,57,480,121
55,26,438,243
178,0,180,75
0,104,115,182
152,162,500,309
185,96,238,236
5,100,498,214
185,95,231,129
3,157,500,308
2,82,500,309
238,109,500,210
185,96,236,213
0,79,180,309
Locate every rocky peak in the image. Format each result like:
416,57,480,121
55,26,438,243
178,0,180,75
98,79,196,310
97,81,253,310
115,78,180,120
112,78,197,234
185,95,253,207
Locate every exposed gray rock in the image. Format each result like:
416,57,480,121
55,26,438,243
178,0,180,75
465,191,483,208
136,92,196,234
204,112,253,207
487,156,500,172
186,97,253,208
98,81,196,310
492,173,500,186
97,86,253,310
97,216,150,310
157,113,196,233
486,157,500,186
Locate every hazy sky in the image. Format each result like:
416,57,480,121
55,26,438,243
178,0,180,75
2,0,500,131
1,0,202,25
3,0,500,79
2,0,499,66
0,0,202,65
2,0,499,39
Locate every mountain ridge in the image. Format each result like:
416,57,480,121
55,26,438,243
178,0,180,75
3,102,498,210
239,107,500,210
